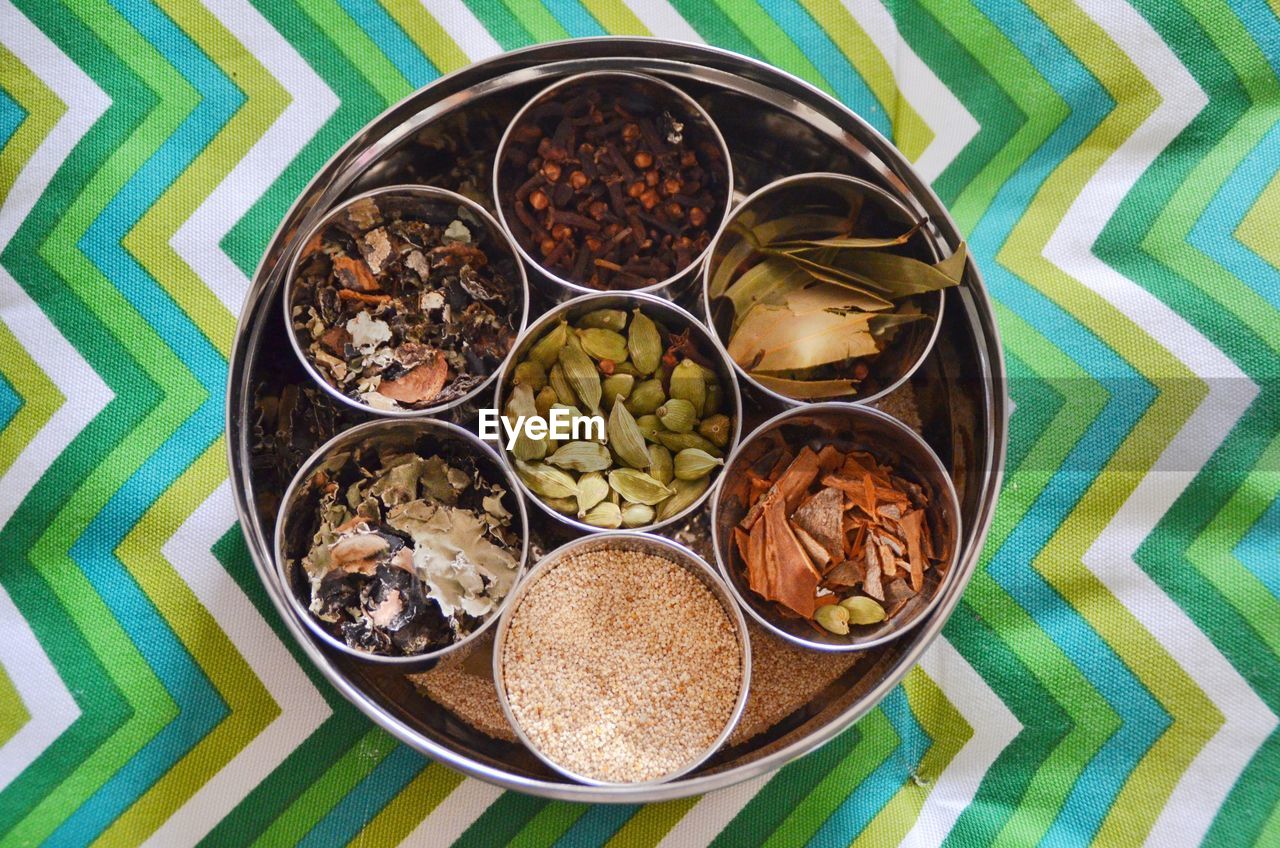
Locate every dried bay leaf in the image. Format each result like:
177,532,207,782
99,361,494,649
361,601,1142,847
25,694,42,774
728,304,877,373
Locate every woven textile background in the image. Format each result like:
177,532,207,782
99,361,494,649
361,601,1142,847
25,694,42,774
1,0,1277,845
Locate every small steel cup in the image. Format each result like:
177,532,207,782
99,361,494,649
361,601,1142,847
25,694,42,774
493,71,733,300
274,418,529,671
282,184,530,418
492,291,742,535
492,531,751,786
711,403,961,652
702,172,950,408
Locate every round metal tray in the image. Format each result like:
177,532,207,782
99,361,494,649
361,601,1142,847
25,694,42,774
226,38,1007,803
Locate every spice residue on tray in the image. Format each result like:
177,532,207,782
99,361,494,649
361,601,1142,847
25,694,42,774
732,444,947,635
298,445,521,656
290,193,520,411
501,549,741,783
499,81,726,289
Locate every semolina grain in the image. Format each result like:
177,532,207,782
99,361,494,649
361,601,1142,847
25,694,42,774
501,549,741,783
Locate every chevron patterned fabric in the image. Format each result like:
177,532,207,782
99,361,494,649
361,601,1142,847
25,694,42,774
1,1,1277,845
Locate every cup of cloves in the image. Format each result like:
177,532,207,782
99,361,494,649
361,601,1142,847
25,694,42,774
283,185,529,417
494,72,732,297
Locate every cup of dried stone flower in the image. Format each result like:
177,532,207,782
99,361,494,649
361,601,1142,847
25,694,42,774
494,71,733,299
711,403,961,652
492,532,751,786
283,185,529,417
493,291,741,535
274,418,529,671
703,173,963,408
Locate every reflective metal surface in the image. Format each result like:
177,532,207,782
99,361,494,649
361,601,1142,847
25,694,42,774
227,39,1007,803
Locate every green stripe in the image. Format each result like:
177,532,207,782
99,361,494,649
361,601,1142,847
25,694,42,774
0,44,65,205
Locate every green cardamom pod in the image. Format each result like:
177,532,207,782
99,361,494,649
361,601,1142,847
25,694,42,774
607,396,651,470
516,459,577,499
840,595,887,625
620,502,655,528
815,603,850,635
626,378,666,415
697,413,732,448
548,362,577,407
656,398,696,433
576,328,628,363
581,501,623,528
647,444,674,486
674,448,724,480
656,475,710,521
513,360,547,392
558,343,602,414
601,373,634,408
578,308,627,331
576,471,609,516
543,495,579,515
608,468,674,505
668,359,706,417
704,380,723,416
506,383,547,461
535,385,558,419
627,308,662,375
655,430,723,456
610,361,642,377
549,404,606,443
545,440,611,473
635,414,663,443
529,320,568,370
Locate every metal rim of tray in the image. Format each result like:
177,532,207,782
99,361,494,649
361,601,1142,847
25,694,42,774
226,37,1008,803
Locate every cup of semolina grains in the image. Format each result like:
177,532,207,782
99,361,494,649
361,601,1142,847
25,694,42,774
493,532,751,785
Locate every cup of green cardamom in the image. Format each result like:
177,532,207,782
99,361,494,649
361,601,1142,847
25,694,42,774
492,291,741,534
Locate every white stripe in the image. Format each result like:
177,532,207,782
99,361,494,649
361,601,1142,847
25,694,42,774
421,0,503,61
396,778,505,846
655,772,775,847
838,0,978,181
621,1,704,43
143,482,331,847
901,638,1020,845
0,585,81,791
1043,3,1276,844
170,0,338,315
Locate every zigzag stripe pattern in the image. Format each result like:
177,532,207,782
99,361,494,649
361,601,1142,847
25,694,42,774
0,1,1275,845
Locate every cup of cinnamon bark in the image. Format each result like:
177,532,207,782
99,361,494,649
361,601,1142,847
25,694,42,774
711,403,961,651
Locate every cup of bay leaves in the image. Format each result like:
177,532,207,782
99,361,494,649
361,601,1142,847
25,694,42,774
702,173,966,406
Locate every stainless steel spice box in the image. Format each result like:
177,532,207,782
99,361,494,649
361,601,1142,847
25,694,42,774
226,38,1007,803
